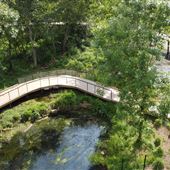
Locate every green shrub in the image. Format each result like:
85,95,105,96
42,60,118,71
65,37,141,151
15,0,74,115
0,100,49,128
153,158,164,170
21,109,33,122
0,110,20,128
33,103,48,117
21,103,48,122
154,119,162,128
66,48,104,73
166,122,170,130
1,120,13,128
30,111,40,123
12,113,20,122
153,147,164,158
51,91,77,110
154,138,161,147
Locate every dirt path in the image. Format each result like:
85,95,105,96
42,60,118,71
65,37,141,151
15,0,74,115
156,126,170,170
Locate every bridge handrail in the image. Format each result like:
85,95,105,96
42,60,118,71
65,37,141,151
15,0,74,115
0,75,117,97
0,70,119,109
17,69,84,84
0,69,83,93
16,69,117,93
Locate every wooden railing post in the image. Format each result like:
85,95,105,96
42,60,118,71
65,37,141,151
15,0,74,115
66,77,68,84
8,92,10,101
26,82,28,93
17,87,20,96
48,77,50,86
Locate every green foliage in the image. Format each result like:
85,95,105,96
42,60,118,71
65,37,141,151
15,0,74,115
154,119,162,128
90,99,114,119
0,2,19,73
0,90,115,130
166,121,170,130
49,90,115,120
0,0,91,71
20,102,49,123
0,100,49,129
91,2,169,160
153,147,164,158
0,110,20,129
154,138,161,147
51,90,77,111
66,48,104,73
153,158,164,170
158,81,170,120
91,118,140,170
0,0,169,168
91,109,158,169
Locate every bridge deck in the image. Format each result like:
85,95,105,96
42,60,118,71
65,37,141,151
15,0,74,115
0,73,120,109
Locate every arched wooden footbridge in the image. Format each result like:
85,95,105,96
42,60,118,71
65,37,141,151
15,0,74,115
0,70,120,109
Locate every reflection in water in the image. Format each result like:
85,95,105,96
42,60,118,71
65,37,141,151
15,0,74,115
30,123,103,170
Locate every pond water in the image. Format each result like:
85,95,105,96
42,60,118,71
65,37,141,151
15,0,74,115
0,118,104,170
30,122,103,170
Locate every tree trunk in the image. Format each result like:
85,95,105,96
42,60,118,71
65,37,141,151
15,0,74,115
8,43,13,71
166,40,170,60
29,25,37,67
134,119,144,149
32,47,37,67
52,39,57,58
137,120,143,142
4,28,13,71
62,26,69,56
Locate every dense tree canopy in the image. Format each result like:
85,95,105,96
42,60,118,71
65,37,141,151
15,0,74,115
0,0,170,169
0,0,91,72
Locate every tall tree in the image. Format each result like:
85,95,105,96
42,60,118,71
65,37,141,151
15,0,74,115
0,2,19,71
92,1,169,168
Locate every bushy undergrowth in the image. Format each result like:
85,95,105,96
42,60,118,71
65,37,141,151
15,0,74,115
0,90,115,130
154,138,161,147
153,158,164,170
50,91,77,111
20,102,49,123
0,101,49,129
154,119,162,129
90,112,163,170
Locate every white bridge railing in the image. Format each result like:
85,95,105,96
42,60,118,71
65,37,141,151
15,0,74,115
0,70,120,109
